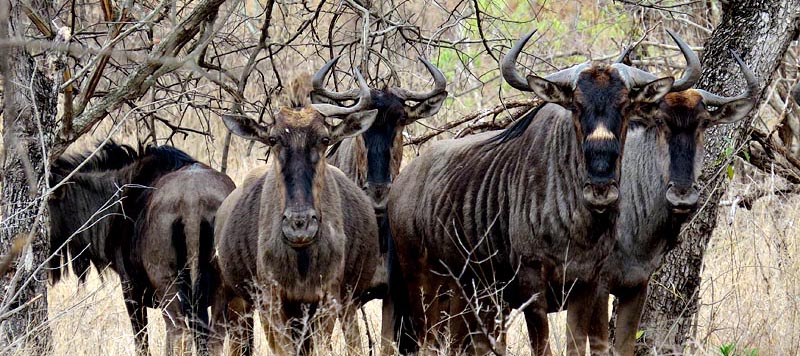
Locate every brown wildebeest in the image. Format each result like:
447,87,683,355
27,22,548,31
310,56,447,353
211,70,381,355
578,50,757,355
386,29,699,355
49,143,235,355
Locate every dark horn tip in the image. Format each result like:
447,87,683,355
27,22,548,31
666,29,701,92
501,29,538,92
312,56,342,88
729,49,759,97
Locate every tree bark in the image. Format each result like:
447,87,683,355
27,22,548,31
637,1,800,354
0,0,60,352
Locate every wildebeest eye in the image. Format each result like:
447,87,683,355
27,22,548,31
267,136,279,145
320,137,331,145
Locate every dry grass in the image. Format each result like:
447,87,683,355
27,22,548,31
40,119,800,355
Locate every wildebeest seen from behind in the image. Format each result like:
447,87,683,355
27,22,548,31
48,143,235,355
580,49,758,356
311,56,447,353
211,71,381,355
387,29,700,354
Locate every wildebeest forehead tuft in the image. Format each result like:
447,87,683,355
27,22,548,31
664,90,703,109
277,107,323,127
581,67,614,86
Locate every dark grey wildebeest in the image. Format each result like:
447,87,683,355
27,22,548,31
310,56,447,353
49,143,235,355
387,29,699,354
211,71,381,355
578,50,758,356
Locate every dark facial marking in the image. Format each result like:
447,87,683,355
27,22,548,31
574,67,629,184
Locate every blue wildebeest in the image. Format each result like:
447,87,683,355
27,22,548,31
310,56,447,353
210,71,382,355
580,49,757,355
386,29,700,354
49,143,235,355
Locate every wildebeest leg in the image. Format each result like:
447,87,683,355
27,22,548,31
612,284,647,356
565,282,598,356
260,299,295,355
226,297,254,356
123,285,150,356
519,265,551,356
585,284,612,356
587,288,611,356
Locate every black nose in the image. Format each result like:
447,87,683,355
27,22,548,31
281,208,319,248
666,182,699,213
365,183,392,210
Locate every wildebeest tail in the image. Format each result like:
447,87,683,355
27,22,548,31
171,217,213,354
171,218,193,323
192,219,214,353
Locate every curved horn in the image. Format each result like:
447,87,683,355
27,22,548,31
695,50,758,107
501,29,538,92
311,56,361,102
665,29,701,92
615,46,633,65
389,57,447,101
312,69,372,117
791,82,800,105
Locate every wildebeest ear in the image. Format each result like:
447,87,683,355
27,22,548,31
221,114,271,144
331,109,378,141
400,92,448,125
708,98,753,126
631,77,674,103
525,75,571,105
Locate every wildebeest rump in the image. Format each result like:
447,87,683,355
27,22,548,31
311,56,447,353
386,29,697,354
211,71,382,355
48,143,235,355
581,50,758,355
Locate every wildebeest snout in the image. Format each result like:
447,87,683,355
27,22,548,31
666,182,699,214
281,208,319,248
365,182,392,211
582,181,620,213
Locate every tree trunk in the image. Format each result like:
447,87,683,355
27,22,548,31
637,1,800,354
0,0,59,352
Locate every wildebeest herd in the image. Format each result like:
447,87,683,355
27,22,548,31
47,28,762,356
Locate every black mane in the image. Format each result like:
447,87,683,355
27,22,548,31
484,103,546,145
51,142,138,179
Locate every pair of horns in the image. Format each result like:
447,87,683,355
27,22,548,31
312,56,447,102
615,31,757,106
310,68,371,117
501,29,700,92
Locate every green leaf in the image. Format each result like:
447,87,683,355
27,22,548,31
635,330,644,340
727,164,735,180
719,343,735,356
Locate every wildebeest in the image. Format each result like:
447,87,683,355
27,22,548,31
311,56,447,210
580,50,758,355
211,70,381,355
310,56,447,353
386,29,698,354
48,143,235,355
